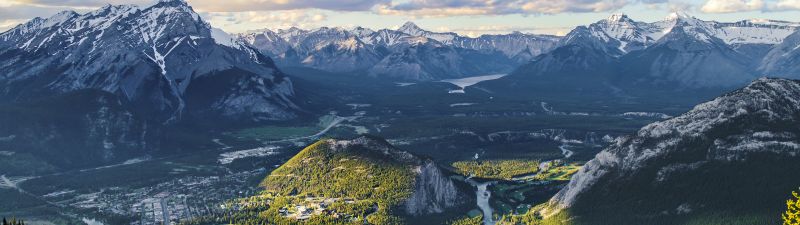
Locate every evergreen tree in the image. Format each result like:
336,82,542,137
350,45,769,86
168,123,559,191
1,217,25,225
786,188,800,225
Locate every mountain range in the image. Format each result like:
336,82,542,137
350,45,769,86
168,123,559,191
474,12,800,109
239,11,800,99
2,0,799,169
238,22,560,80
494,12,800,89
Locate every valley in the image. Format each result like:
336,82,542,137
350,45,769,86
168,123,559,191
0,72,661,224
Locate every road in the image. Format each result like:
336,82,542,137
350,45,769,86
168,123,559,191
266,115,360,144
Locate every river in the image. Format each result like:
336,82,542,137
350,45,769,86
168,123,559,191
466,178,496,225
439,74,507,94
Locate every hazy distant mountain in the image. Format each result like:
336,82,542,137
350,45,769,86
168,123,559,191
368,40,515,81
239,22,560,80
545,78,800,224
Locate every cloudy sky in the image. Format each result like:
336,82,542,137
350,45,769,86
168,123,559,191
1,0,799,36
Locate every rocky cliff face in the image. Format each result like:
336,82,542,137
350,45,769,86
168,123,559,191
404,161,461,215
328,136,466,216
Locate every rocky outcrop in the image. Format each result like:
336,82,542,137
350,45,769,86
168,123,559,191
404,161,461,215
331,136,465,215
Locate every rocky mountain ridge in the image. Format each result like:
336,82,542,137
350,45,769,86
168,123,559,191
0,0,299,124
239,22,559,80
543,78,800,224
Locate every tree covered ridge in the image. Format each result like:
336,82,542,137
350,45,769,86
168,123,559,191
183,137,422,224
261,138,416,205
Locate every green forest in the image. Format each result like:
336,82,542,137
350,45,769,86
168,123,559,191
184,139,417,225
452,160,540,180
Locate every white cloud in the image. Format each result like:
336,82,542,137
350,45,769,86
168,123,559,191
700,0,764,13
771,0,800,10
11,0,152,8
187,0,389,12
434,25,571,37
378,0,631,17
0,2,76,20
0,19,26,32
203,10,329,32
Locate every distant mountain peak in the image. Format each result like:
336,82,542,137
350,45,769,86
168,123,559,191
158,0,188,4
401,21,419,28
43,10,79,25
665,11,695,21
399,21,425,35
607,12,630,22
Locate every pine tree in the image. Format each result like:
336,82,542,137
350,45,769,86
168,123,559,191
785,188,800,225
0,217,25,225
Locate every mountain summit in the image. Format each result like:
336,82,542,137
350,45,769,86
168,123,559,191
398,22,425,36
0,1,299,124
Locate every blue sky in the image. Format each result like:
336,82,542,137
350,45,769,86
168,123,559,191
1,0,799,36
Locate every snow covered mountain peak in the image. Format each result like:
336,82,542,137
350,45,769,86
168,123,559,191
399,21,425,35
569,13,655,53
665,11,694,21
0,1,299,123
565,11,800,52
13,10,79,34
158,0,188,4
748,19,800,27
50,10,80,21
606,13,630,23
350,26,375,37
148,0,200,20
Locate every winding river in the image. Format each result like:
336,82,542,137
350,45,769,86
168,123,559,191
466,178,496,225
